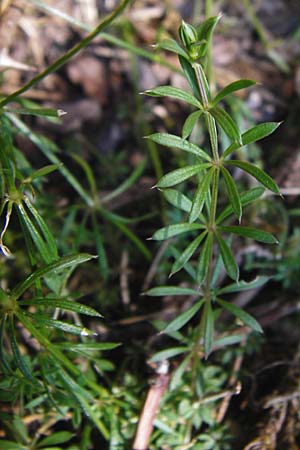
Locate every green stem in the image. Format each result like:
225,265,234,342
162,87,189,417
0,0,132,107
185,57,221,442
209,168,219,228
193,63,209,107
205,113,219,162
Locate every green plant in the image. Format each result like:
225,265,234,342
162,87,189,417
0,1,139,447
142,16,282,445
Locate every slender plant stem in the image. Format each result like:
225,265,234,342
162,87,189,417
0,0,132,107
193,63,209,107
185,57,220,441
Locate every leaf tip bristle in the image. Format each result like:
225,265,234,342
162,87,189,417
57,109,67,117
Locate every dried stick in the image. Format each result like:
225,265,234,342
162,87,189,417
133,370,170,450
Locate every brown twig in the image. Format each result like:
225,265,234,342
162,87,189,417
133,368,170,450
120,250,131,306
216,347,244,423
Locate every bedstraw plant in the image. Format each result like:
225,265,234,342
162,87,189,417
143,16,282,444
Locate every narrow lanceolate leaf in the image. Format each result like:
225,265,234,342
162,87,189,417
151,223,205,241
26,164,62,181
149,346,189,363
216,187,265,224
8,316,34,380
37,431,74,447
57,367,109,438
0,317,12,374
220,166,242,222
156,163,211,189
217,298,263,333
211,79,256,106
197,15,221,47
218,276,269,294
147,133,210,161
171,231,207,276
4,106,63,118
144,286,200,297
203,301,214,358
197,232,213,284
12,254,95,299
23,196,58,257
170,245,197,281
57,342,120,352
170,354,192,390
189,168,214,223
163,189,192,213
209,107,241,143
16,202,54,264
27,314,95,336
215,231,239,281
155,39,189,59
242,122,281,146
163,299,204,334
222,122,282,159
219,225,278,244
182,110,203,139
179,55,201,99
18,298,102,317
226,160,280,194
0,440,25,449
144,86,202,108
